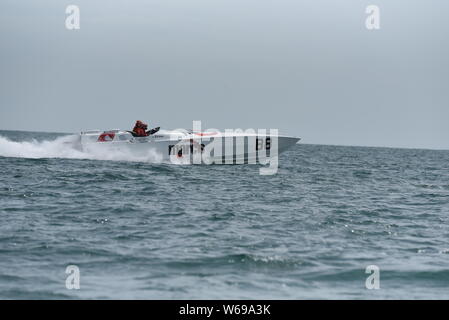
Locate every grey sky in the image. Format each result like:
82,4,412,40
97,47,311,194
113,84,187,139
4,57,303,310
1,0,448,149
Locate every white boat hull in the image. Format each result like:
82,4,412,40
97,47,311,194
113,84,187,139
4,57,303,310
79,129,300,164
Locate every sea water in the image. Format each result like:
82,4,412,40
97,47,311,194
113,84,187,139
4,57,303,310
1,130,449,299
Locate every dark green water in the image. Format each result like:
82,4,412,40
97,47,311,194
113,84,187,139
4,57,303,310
1,130,449,299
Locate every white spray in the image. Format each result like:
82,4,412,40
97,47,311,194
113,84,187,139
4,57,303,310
0,134,164,163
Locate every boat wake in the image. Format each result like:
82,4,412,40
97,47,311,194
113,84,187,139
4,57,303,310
0,135,164,163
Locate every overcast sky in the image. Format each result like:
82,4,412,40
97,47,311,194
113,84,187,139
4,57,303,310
1,0,448,149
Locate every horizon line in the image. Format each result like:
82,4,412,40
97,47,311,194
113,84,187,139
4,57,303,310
0,128,448,152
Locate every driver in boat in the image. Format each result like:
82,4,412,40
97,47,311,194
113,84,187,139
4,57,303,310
132,120,149,137
132,120,160,137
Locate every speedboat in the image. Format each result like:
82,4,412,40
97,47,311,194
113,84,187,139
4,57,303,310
79,128,300,164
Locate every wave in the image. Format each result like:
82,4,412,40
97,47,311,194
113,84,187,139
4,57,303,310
0,134,164,163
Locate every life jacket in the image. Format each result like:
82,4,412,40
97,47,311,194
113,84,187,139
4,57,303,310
133,127,147,137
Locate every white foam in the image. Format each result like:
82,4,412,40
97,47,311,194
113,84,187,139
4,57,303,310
0,134,164,163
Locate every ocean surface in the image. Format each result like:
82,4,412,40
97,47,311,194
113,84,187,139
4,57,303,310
1,130,449,299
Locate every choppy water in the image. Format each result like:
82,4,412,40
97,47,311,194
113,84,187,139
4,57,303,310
1,130,449,299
